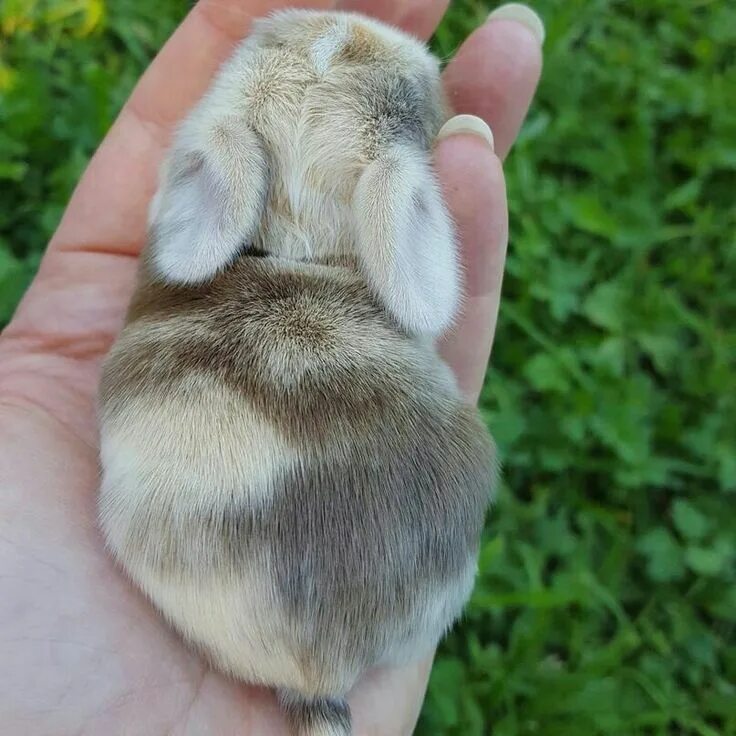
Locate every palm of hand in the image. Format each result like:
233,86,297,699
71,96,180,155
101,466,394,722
2,387,430,735
0,1,541,733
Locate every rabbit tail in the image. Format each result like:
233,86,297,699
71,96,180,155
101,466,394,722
279,690,352,736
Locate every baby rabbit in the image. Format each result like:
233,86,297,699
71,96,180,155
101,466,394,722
98,9,496,736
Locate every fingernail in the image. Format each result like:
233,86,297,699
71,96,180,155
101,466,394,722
488,3,545,46
437,115,495,151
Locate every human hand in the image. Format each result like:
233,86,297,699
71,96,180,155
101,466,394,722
0,1,541,733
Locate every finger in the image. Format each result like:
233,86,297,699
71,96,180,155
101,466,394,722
434,117,509,403
337,0,449,40
350,657,434,735
443,3,544,159
52,0,336,254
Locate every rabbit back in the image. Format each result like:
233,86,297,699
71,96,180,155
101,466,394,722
98,255,494,696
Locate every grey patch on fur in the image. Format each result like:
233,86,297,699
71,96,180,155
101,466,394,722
269,420,492,681
348,68,445,157
169,151,206,186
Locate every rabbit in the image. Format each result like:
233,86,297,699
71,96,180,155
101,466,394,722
98,9,496,736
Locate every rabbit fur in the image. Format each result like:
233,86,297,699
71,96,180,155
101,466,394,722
98,9,496,735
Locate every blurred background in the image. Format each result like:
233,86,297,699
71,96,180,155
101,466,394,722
1,0,734,734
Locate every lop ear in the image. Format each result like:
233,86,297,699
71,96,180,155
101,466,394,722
352,145,459,336
148,122,269,284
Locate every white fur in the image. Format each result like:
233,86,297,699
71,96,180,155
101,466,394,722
99,370,293,566
145,12,458,337
353,144,459,336
310,20,350,75
150,117,268,284
134,567,311,692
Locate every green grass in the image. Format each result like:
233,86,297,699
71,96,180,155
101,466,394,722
2,1,735,734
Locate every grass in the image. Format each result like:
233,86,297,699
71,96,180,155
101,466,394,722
1,1,735,734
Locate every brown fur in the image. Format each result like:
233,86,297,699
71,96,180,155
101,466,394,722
339,24,384,64
101,253,494,693
98,10,496,735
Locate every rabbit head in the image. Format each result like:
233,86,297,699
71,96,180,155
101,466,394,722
147,10,457,335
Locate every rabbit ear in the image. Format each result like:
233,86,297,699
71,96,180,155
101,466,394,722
148,123,269,284
352,144,459,336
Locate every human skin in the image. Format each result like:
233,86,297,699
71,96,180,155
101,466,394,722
0,1,542,733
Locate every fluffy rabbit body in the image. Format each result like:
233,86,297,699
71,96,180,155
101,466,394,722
98,10,495,735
